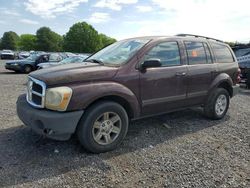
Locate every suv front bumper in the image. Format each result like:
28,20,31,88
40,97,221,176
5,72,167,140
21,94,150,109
16,94,84,140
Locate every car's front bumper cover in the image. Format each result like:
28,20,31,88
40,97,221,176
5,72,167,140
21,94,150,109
5,64,22,71
16,94,84,140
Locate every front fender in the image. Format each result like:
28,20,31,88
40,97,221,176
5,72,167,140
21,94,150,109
67,81,140,117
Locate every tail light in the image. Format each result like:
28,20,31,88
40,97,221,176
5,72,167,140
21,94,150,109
236,68,241,84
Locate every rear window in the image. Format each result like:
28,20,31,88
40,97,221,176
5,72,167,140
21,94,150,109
211,43,234,63
185,42,207,65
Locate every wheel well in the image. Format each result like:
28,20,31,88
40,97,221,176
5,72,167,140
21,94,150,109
217,82,233,97
86,95,134,119
24,64,33,69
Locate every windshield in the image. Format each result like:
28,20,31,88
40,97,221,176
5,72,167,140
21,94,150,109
26,54,38,61
60,56,84,64
87,39,150,65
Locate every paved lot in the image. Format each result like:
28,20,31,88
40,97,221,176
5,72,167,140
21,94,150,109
0,60,249,188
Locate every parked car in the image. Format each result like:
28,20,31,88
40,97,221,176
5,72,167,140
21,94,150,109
18,51,30,59
5,53,63,73
64,52,76,57
237,55,250,88
37,55,89,69
0,50,15,59
17,34,240,153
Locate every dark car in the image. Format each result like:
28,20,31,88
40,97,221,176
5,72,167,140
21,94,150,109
5,53,63,73
37,55,89,69
237,55,250,88
0,50,15,59
17,34,240,153
18,51,30,59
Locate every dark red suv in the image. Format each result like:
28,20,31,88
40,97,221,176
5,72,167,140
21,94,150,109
17,34,240,153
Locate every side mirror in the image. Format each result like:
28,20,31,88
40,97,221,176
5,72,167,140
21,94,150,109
141,59,161,70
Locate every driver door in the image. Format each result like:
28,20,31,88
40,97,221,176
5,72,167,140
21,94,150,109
139,41,188,116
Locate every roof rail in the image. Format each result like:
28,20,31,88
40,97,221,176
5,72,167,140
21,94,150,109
176,34,223,42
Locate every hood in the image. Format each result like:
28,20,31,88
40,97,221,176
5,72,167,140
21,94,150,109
30,62,119,86
6,59,34,65
37,62,57,67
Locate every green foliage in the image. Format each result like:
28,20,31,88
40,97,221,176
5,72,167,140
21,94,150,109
0,31,19,50
0,22,116,52
18,34,37,51
63,22,102,53
36,27,63,52
99,34,116,49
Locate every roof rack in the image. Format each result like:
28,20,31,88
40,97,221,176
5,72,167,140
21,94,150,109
176,34,223,42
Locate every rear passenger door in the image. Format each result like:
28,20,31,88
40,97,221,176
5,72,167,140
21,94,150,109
184,41,217,103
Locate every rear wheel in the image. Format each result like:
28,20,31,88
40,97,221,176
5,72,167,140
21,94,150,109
23,65,32,74
204,88,230,120
77,101,129,153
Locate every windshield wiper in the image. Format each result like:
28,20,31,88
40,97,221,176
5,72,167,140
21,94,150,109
85,59,104,65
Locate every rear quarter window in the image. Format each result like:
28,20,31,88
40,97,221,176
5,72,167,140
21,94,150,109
211,43,235,63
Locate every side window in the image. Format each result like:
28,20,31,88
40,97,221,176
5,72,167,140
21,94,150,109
185,42,207,65
203,43,212,64
144,42,181,67
211,43,234,63
49,54,62,61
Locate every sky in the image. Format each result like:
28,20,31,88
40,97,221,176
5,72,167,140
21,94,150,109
0,0,250,42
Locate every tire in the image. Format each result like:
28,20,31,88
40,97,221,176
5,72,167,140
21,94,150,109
204,88,230,120
77,101,129,153
23,65,32,74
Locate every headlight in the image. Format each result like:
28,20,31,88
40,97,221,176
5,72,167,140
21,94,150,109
45,87,72,111
12,63,18,66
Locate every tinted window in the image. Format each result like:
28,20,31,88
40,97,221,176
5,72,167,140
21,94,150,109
211,43,234,63
185,42,207,65
144,42,181,67
204,43,212,63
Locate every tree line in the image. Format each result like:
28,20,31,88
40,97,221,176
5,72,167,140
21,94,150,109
0,22,116,53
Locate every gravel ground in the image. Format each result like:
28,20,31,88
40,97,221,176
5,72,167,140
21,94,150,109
0,60,249,188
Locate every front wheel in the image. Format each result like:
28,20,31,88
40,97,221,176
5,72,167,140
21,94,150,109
204,88,230,120
77,101,129,153
23,65,32,74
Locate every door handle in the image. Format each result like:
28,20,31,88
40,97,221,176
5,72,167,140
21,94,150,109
175,72,186,76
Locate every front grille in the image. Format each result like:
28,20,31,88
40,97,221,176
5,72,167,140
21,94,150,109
26,76,46,108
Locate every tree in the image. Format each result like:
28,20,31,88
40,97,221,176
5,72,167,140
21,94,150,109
0,31,19,50
18,34,37,51
99,34,116,49
63,22,102,53
36,27,63,52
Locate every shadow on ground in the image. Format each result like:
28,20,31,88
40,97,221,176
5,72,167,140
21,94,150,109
0,108,230,187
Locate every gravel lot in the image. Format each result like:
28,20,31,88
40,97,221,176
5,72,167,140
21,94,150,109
0,60,249,188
